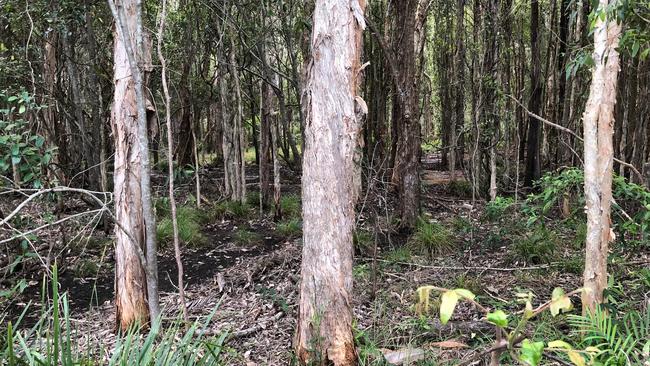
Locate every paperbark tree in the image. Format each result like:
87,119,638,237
108,0,160,330
295,0,366,364
582,0,621,313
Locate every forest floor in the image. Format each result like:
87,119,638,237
2,153,649,365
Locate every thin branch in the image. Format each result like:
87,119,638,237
505,94,644,181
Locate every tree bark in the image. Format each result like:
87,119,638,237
524,0,542,187
582,0,621,313
295,0,366,364
109,0,159,330
391,0,422,228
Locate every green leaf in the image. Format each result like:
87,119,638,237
520,339,544,366
440,290,459,325
18,105,25,114
454,288,475,300
34,135,44,148
11,155,20,165
486,310,508,328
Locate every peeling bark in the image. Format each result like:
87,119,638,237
582,0,621,313
295,0,366,364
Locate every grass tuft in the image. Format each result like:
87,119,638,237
276,218,302,239
157,205,207,247
408,217,455,258
233,228,262,246
280,194,301,219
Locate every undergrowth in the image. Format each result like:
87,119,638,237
408,217,455,258
1,266,227,365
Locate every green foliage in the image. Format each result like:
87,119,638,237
352,264,370,280
0,91,54,188
353,229,374,255
485,196,514,221
210,200,251,220
246,191,261,206
568,306,650,365
157,204,207,247
451,216,472,235
276,218,302,239
408,217,454,258
383,247,412,263
233,228,261,246
446,180,473,198
1,266,227,365
525,168,650,243
280,194,301,219
524,168,584,225
511,225,558,264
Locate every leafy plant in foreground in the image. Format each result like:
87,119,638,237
416,285,599,365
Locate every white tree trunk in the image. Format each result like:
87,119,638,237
582,0,621,313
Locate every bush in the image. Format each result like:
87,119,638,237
408,217,455,257
485,196,514,221
157,205,207,247
0,91,54,188
511,225,558,265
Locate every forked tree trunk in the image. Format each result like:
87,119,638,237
582,0,621,313
295,0,366,364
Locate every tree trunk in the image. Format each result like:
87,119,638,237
391,0,422,228
295,0,366,364
452,0,465,178
524,0,542,187
109,0,159,330
260,79,273,210
582,0,621,313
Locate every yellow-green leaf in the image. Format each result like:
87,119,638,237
567,350,585,366
548,340,572,349
454,288,475,300
440,290,459,325
550,288,572,316
416,286,434,315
